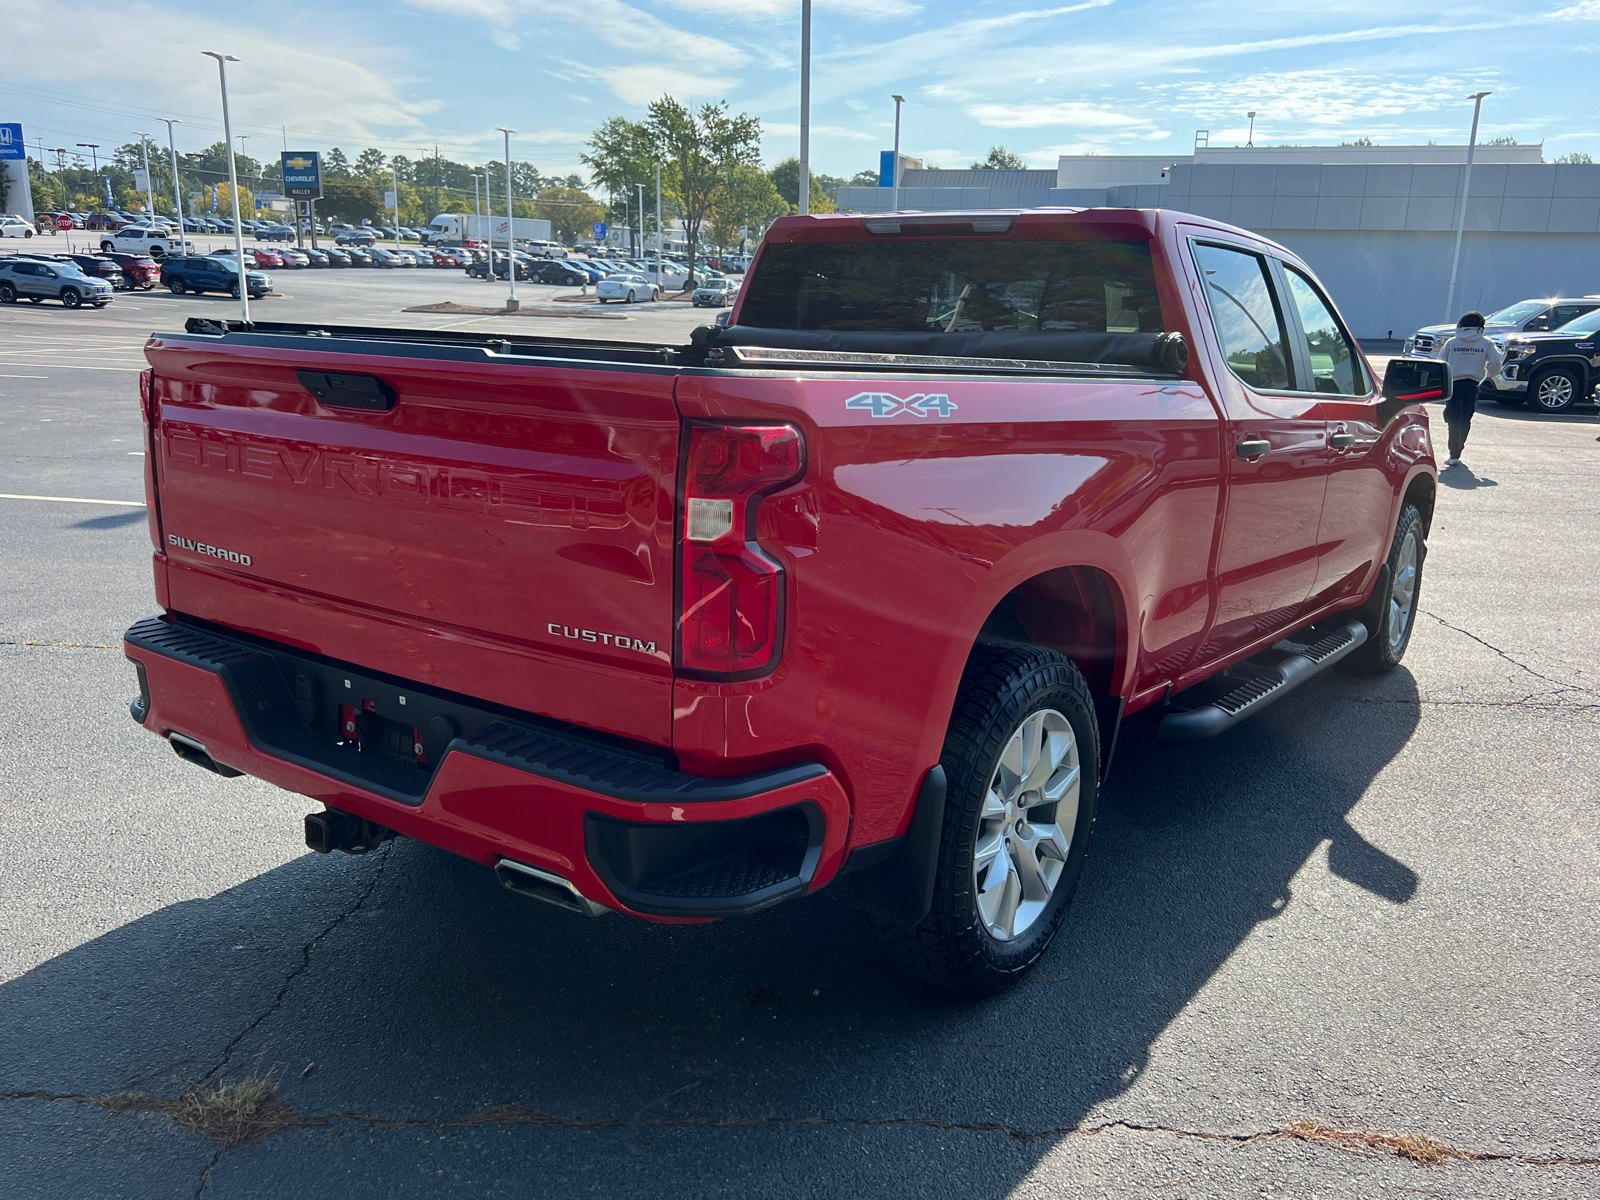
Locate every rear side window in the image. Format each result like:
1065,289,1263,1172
738,237,1163,333
1281,267,1366,395
1193,241,1293,391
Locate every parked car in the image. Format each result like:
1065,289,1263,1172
1405,297,1600,356
1,215,36,239
299,248,330,267
277,249,310,269
691,278,739,307
336,229,376,246
344,246,374,266
124,207,1443,997
64,253,127,290
161,254,272,298
102,253,162,289
321,247,351,267
254,224,296,242
250,247,284,268
0,258,115,307
85,212,132,231
431,247,469,267
210,247,260,269
367,247,402,268
596,272,659,303
1488,305,1600,413
531,259,590,286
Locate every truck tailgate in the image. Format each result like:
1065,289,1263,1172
144,330,679,747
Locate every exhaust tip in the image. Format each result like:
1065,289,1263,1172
167,732,243,778
494,858,611,918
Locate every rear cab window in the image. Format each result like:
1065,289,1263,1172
738,237,1163,334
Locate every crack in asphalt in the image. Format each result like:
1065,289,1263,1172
0,640,121,649
3,1089,1597,1170
1422,612,1598,699
200,842,392,1086
194,1146,225,1200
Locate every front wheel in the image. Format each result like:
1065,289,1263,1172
231,284,241,298
868,644,1098,995
1529,367,1582,414
60,289,82,309
1350,502,1424,673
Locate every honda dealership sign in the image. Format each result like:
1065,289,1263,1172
0,122,35,223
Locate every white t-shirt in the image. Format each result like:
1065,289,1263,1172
1437,329,1504,383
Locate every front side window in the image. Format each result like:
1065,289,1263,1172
1193,241,1293,390
738,237,1163,334
1282,266,1366,395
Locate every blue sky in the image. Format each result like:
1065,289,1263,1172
7,0,1600,182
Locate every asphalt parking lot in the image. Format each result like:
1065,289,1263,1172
1,276,1597,1198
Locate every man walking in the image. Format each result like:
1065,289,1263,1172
1436,311,1504,466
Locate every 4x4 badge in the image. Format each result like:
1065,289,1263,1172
845,391,958,419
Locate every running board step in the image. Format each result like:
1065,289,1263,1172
1158,620,1368,741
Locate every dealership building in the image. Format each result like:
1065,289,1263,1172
835,144,1600,339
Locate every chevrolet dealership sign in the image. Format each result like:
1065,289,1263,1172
281,151,322,200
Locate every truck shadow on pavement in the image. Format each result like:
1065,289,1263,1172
0,667,1422,1195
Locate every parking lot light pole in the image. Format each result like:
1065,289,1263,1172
159,119,186,254
77,143,100,173
392,163,401,254
498,127,516,311
636,182,645,263
203,51,249,325
891,94,904,212
1446,91,1491,323
799,0,811,215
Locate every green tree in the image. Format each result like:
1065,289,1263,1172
536,185,605,243
710,162,786,249
317,177,383,224
769,156,801,206
849,169,880,187
971,145,1025,169
1340,137,1377,147
355,147,388,178
323,147,352,178
1555,151,1595,164
645,98,763,281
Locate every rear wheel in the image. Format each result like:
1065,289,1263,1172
169,280,186,295
0,282,15,303
1351,502,1424,674
60,289,81,309
868,644,1098,995
1530,367,1582,414
626,289,637,303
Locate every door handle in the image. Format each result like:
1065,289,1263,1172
1330,432,1355,450
1236,438,1270,460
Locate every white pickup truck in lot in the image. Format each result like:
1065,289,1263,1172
99,225,178,256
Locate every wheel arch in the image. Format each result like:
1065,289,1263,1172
1402,468,1437,537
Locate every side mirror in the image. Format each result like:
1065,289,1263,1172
1378,357,1448,424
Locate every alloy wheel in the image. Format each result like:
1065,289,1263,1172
1388,526,1420,654
1535,373,1576,411
973,708,1080,941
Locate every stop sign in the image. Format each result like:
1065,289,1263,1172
56,215,72,231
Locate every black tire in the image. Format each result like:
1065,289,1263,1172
169,280,186,295
1350,502,1425,674
0,282,15,303
28,296,43,304
60,289,81,309
867,644,1099,995
230,284,241,298
1529,366,1583,414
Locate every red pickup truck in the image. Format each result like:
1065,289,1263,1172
124,208,1447,994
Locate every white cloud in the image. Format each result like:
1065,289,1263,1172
406,0,746,66
1549,0,1600,16
967,101,1161,130
8,1,434,143
491,28,521,49
590,65,738,106
652,0,923,20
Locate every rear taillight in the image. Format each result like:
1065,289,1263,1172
676,423,804,679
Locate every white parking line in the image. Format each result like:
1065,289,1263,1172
0,493,146,507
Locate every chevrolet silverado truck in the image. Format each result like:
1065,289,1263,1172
123,209,1446,994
